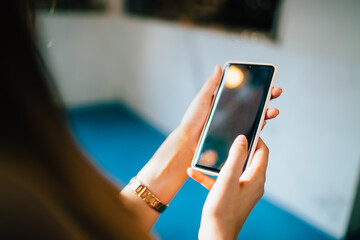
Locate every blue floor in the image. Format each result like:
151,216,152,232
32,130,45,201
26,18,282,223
68,103,334,240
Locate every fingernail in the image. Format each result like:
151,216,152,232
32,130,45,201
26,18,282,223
213,65,219,74
236,135,247,145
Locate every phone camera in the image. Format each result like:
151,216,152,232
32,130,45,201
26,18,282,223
248,65,252,69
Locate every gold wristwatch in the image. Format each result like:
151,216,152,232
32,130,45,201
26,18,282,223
128,177,168,213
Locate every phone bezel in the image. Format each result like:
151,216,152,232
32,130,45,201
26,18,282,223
191,61,277,176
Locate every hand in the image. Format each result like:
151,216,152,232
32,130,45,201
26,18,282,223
180,65,281,151
188,136,269,240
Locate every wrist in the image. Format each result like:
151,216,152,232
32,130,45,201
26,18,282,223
135,126,196,204
128,177,168,213
199,218,238,240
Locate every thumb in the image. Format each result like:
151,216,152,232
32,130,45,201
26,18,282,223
219,135,248,179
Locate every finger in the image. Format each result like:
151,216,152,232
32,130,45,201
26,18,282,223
271,87,282,99
262,120,267,130
265,108,279,120
219,135,248,179
198,65,222,100
187,167,215,190
241,138,269,180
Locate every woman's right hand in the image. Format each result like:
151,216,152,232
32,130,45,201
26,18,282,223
187,135,269,240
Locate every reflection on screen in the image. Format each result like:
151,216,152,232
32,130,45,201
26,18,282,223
195,63,274,172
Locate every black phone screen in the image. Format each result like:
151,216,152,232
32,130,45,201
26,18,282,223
194,63,275,173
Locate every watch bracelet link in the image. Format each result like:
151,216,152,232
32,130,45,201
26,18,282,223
128,177,167,213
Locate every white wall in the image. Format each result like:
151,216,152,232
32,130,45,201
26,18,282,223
38,0,360,238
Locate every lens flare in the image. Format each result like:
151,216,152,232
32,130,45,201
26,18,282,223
225,66,244,89
199,150,218,167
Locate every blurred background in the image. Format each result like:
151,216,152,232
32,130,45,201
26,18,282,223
34,0,360,239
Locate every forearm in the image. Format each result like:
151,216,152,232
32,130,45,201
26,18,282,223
119,186,160,231
119,126,195,230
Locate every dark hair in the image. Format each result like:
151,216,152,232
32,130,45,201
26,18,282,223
0,1,150,239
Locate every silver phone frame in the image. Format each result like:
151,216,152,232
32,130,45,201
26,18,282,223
191,61,277,176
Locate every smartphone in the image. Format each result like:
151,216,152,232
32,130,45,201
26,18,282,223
191,62,277,176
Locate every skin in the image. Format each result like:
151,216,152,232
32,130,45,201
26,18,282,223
120,65,282,234
191,136,269,239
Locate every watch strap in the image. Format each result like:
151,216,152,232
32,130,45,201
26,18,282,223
128,177,167,213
